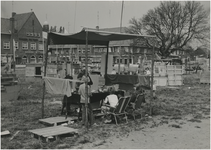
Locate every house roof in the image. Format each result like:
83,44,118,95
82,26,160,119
14,12,33,31
1,18,11,34
1,12,33,34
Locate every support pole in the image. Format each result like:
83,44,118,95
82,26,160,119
105,43,109,78
150,38,155,116
118,46,121,74
118,0,124,74
10,15,15,72
70,47,73,76
85,31,89,129
42,33,49,119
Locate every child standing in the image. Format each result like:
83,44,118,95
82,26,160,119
153,80,157,99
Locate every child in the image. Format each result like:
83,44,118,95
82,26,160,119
78,76,94,126
153,80,157,99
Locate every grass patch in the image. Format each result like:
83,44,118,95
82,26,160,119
1,74,210,149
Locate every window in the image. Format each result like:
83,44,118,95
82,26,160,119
39,43,44,50
125,59,127,64
38,55,43,63
3,41,10,49
22,42,28,49
22,56,27,64
30,42,36,50
15,41,18,49
30,55,36,63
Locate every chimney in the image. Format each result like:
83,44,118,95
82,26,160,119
12,12,16,17
96,26,99,30
10,12,16,34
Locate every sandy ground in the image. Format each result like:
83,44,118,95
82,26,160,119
72,116,210,149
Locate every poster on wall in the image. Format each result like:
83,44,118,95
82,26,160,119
1,56,7,63
25,67,35,76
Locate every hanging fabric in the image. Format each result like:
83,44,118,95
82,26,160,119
43,77,82,97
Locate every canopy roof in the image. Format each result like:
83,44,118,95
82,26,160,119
48,28,155,46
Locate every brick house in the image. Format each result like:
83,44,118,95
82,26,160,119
1,12,44,65
92,27,152,65
47,27,154,67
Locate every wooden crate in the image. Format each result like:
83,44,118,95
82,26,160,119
200,72,210,84
39,117,77,126
168,80,183,86
154,76,168,86
29,126,78,142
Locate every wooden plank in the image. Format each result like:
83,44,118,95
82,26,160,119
43,127,78,136
39,117,77,126
29,126,78,139
94,113,105,117
42,128,77,137
29,126,64,134
1,130,10,136
29,126,78,135
37,127,71,136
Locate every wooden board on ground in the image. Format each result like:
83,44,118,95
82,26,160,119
29,126,78,142
39,116,78,126
1,130,10,136
94,113,105,117
200,71,210,84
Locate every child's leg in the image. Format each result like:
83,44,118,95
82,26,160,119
153,90,156,99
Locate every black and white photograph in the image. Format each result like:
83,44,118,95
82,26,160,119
1,0,210,149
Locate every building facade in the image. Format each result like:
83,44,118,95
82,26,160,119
92,27,153,65
1,12,45,65
45,27,156,69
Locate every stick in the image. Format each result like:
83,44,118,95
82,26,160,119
9,131,20,141
65,96,67,119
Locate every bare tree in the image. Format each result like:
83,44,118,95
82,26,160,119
126,1,210,58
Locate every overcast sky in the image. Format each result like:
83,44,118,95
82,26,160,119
1,1,210,34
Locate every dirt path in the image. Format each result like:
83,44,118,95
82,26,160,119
72,117,210,149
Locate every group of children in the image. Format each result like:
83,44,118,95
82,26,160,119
64,68,157,127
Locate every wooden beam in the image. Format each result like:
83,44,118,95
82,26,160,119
42,33,49,119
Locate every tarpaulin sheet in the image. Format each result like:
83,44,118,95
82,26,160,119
137,76,151,89
43,77,82,97
105,74,151,89
105,74,138,85
48,28,155,46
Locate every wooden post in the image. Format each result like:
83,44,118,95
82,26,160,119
118,0,124,74
85,31,89,129
105,43,109,78
150,38,155,116
10,15,16,72
42,33,49,119
64,47,67,76
118,46,121,74
70,47,73,76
